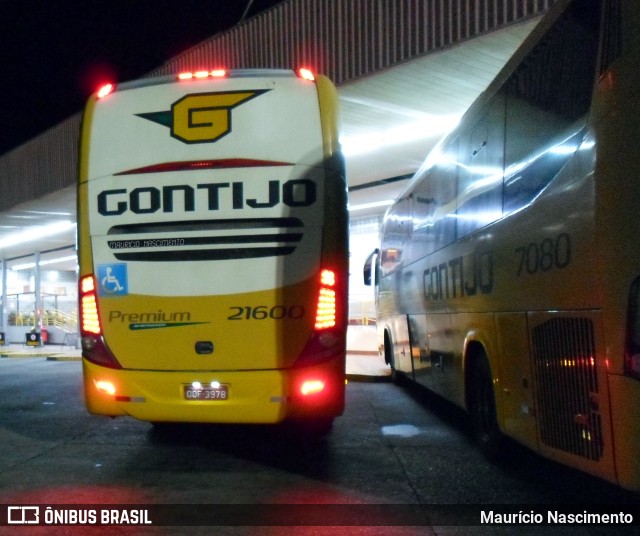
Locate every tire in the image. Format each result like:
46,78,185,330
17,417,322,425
468,351,503,459
384,331,402,385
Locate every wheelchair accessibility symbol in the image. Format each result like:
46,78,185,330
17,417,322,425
97,264,128,296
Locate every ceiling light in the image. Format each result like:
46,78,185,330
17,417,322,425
0,221,76,251
341,115,461,157
11,255,78,271
348,200,394,212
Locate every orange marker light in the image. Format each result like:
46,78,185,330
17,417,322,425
95,380,116,396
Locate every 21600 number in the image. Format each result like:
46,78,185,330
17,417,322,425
227,305,305,320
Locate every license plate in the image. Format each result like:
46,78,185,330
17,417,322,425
183,385,229,400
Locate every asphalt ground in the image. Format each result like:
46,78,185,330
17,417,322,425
0,356,638,535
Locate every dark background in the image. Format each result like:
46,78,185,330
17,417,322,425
0,0,281,155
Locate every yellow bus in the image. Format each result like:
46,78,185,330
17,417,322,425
78,68,348,430
364,0,640,490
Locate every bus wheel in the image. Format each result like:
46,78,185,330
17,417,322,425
468,351,503,459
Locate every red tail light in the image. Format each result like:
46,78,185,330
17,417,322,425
79,275,121,369
300,379,325,396
294,268,345,367
80,276,101,335
314,269,337,330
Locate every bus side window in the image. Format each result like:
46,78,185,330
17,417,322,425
456,97,504,239
380,197,412,277
412,139,458,260
503,1,601,214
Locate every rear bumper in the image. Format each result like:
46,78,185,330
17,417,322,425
82,355,345,424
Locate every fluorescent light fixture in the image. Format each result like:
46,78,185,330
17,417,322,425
341,114,461,157
349,200,394,212
0,221,76,250
11,255,78,271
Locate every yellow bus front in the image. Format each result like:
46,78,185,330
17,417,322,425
78,69,348,424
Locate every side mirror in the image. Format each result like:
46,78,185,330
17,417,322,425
363,248,379,286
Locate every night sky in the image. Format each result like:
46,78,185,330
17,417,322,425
0,0,282,155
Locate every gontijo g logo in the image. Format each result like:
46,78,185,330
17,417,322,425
136,90,269,144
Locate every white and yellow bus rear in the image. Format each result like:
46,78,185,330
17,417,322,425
78,68,348,428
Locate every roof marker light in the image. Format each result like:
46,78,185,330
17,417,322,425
97,83,115,99
297,68,315,81
178,69,228,81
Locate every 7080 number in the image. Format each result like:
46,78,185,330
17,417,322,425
515,233,572,276
227,305,305,320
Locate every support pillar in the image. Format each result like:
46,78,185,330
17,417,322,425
34,252,42,346
1,259,5,346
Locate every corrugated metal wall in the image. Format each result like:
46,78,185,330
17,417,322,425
0,115,80,212
0,0,554,213
152,0,554,84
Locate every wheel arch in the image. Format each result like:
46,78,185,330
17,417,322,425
463,332,505,458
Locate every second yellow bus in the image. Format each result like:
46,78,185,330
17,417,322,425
365,0,640,490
